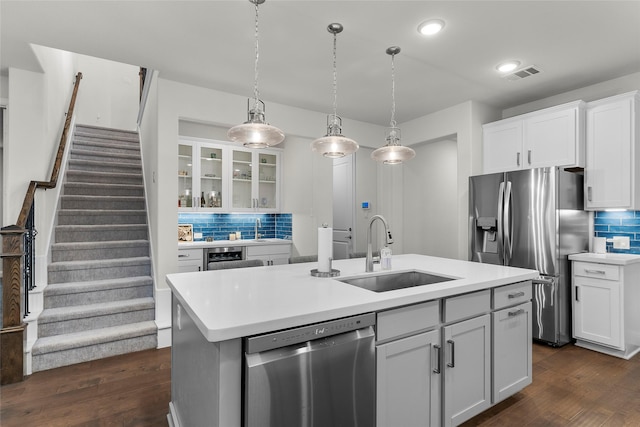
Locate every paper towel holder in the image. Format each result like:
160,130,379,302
310,257,340,277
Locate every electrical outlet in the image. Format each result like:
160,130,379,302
194,232,203,239
613,236,630,250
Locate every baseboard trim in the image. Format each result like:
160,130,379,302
168,402,181,427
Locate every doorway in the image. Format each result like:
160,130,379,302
332,155,355,259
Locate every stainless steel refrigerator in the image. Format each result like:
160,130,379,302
469,167,589,346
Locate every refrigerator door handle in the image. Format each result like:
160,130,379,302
504,181,513,264
497,181,505,263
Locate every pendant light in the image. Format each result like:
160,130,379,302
228,0,284,148
371,46,416,164
310,23,359,158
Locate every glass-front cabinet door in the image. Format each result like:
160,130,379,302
199,145,224,208
231,148,254,210
178,143,194,208
257,152,278,210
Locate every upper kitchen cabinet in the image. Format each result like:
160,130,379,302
178,140,226,211
178,137,282,213
483,101,585,174
584,91,640,210
230,148,281,212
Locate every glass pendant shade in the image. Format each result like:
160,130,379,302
228,99,285,148
310,23,358,158
372,46,415,165
311,114,359,158
371,127,416,164
228,0,284,148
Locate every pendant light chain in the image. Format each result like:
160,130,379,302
390,51,397,130
332,30,338,117
252,0,260,111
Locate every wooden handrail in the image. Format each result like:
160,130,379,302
16,71,82,227
1,71,82,385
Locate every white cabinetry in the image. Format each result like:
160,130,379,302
178,137,282,213
442,290,491,427
246,243,291,266
571,256,640,359
584,91,640,210
491,281,532,403
231,148,281,212
483,101,584,174
376,301,441,427
178,248,204,272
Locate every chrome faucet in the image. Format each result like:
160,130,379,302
255,218,262,240
366,215,393,272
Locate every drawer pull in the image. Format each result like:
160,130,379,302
508,291,525,299
178,254,190,258
584,269,606,275
508,308,525,317
433,344,441,374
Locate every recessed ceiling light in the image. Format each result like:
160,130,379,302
496,61,521,73
417,19,445,36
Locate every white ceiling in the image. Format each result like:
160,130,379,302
2,0,640,126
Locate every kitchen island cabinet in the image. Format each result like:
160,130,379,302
166,254,538,427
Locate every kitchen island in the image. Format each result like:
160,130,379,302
166,254,538,427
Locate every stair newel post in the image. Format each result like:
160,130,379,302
1,225,28,385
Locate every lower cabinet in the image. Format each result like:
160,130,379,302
377,329,441,427
492,301,532,403
246,244,292,266
442,314,491,427
178,248,203,272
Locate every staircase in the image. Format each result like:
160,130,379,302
32,125,156,372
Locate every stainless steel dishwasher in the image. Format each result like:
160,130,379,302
244,313,376,427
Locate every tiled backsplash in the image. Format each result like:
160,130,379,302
594,211,640,254
178,213,292,241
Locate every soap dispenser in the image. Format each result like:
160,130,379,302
381,246,392,270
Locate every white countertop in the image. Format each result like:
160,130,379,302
166,254,538,342
178,238,292,249
569,252,640,265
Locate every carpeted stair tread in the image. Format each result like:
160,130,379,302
38,297,155,324
70,148,141,164
48,256,150,273
44,276,153,296
66,169,143,184
32,321,157,355
50,240,149,262
68,158,142,171
63,182,144,194
51,239,149,251
55,223,148,232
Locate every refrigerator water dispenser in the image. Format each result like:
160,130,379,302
476,216,498,254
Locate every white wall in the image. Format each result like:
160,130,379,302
74,55,139,130
403,138,458,258
354,146,378,254
503,72,640,118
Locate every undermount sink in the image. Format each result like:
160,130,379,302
339,270,456,293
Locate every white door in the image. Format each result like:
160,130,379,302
573,276,623,349
333,155,355,259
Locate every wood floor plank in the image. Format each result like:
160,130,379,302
2,343,640,426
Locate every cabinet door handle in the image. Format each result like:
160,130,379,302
587,186,593,202
508,308,525,317
446,339,455,368
516,152,521,167
178,254,190,258
433,344,441,374
575,286,579,302
527,149,532,165
585,269,606,275
508,291,525,299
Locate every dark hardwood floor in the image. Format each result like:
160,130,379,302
1,342,639,426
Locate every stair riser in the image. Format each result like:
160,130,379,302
45,285,153,308
75,128,139,140
39,309,155,338
66,171,143,185
51,246,149,262
64,185,143,197
69,161,141,174
57,213,147,226
70,152,141,164
60,198,146,210
55,228,148,243
48,263,151,284
73,141,141,155
32,334,157,372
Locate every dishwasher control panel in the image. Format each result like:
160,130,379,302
245,312,375,354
